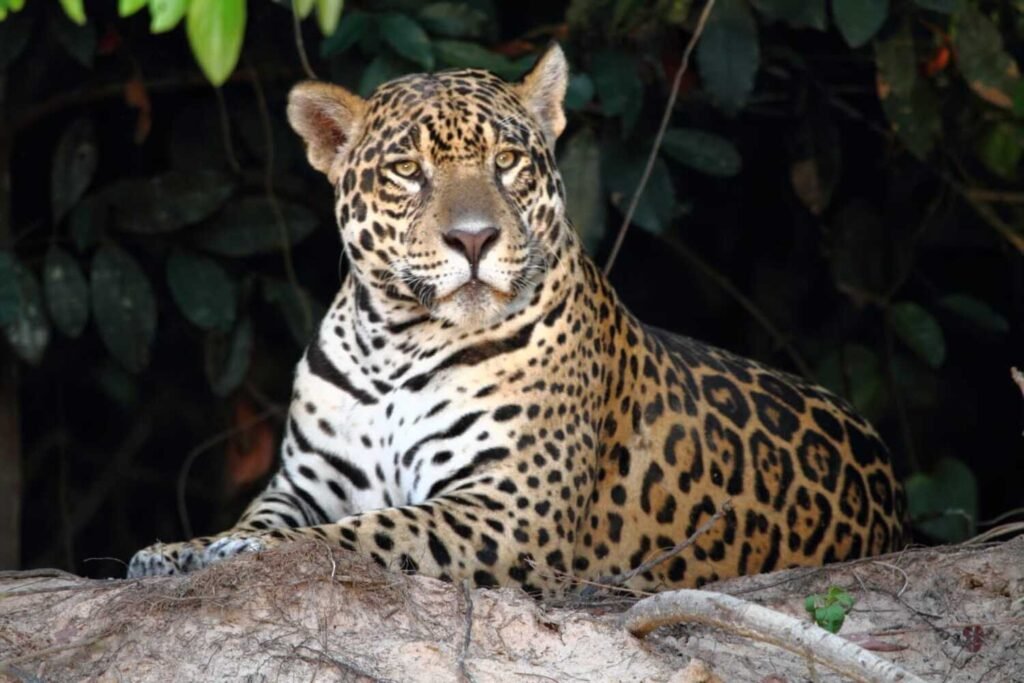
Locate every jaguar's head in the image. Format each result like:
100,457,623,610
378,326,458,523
287,45,570,328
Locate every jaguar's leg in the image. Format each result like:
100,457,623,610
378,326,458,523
128,430,352,578
184,478,578,596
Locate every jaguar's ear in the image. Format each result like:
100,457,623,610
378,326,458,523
517,43,569,146
287,81,367,182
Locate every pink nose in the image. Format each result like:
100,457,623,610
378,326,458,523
443,227,499,273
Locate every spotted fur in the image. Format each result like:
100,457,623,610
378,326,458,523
128,45,907,594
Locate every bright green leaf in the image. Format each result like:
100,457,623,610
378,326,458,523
91,245,157,373
558,128,606,254
939,294,1009,333
119,0,147,17
316,0,343,36
602,139,675,234
320,10,369,56
59,0,86,25
0,251,20,326
51,118,98,224
101,170,235,234
751,0,826,29
890,301,946,368
417,2,487,38
194,196,318,257
205,317,253,396
697,0,760,114
379,13,433,70
661,128,742,177
43,246,89,338
906,457,977,542
293,0,315,19
187,0,246,86
3,263,50,365
167,249,236,331
149,0,187,33
432,40,517,79
832,0,888,48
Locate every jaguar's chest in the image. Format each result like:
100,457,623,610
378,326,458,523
289,336,513,514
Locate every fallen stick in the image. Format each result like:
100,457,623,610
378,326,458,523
621,589,926,683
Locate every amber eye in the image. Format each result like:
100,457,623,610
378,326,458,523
392,160,421,178
495,150,519,170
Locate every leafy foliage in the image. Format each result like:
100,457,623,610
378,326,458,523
804,586,855,633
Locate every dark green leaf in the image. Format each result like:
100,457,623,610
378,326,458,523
186,0,246,86
696,0,760,114
914,0,956,12
558,128,606,254
829,200,897,304
602,139,675,234
952,5,1018,109
751,0,826,29
417,2,487,38
379,13,433,70
320,10,369,56
92,361,140,408
167,249,236,331
51,118,98,224
43,246,89,338
889,301,946,368
149,0,187,33
816,343,888,423
358,53,411,97
316,0,343,35
564,73,594,111
53,10,96,67
661,128,742,177
102,170,235,234
91,245,157,373
874,22,916,98
875,22,939,158
0,10,31,69
69,196,106,252
978,122,1022,178
205,317,253,396
195,196,318,257
432,40,516,79
262,278,324,346
3,263,50,365
119,0,147,17
832,0,888,48
906,456,977,542
939,294,1009,333
590,49,643,122
0,251,18,326
58,0,86,25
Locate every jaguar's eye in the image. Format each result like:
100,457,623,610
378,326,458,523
495,150,519,170
392,160,421,178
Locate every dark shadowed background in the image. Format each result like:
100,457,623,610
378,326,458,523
0,0,1020,577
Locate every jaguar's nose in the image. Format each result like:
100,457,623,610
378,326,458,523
443,226,499,274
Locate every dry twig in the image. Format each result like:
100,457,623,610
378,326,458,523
622,589,927,683
581,499,732,598
603,0,718,275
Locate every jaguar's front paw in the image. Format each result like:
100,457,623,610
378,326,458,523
127,543,203,578
201,534,267,565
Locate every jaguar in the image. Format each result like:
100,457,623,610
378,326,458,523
128,45,907,595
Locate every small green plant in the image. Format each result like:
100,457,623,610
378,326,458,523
804,586,855,634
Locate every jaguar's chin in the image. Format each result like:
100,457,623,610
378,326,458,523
431,279,518,328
